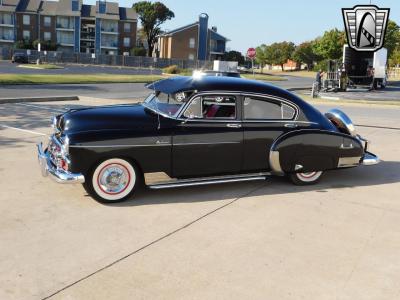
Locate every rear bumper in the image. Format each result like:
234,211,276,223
362,151,380,166
37,142,85,184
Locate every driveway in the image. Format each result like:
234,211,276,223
0,98,399,299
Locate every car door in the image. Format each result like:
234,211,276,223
172,93,243,178
241,95,299,172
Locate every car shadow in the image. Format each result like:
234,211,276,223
106,161,400,207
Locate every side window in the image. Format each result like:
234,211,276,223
243,97,296,120
183,95,236,119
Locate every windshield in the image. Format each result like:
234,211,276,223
142,92,188,117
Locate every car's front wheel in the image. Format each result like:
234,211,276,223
289,171,323,186
84,158,139,203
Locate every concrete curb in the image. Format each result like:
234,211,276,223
287,87,311,92
0,96,79,104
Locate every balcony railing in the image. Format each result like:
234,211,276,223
101,42,118,48
56,25,74,30
0,35,14,41
101,27,118,34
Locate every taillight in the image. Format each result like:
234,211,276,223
60,159,69,171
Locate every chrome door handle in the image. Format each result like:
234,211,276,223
284,123,298,128
340,143,354,149
226,123,242,128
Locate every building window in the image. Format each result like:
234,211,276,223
57,31,74,45
123,37,130,47
57,16,74,29
23,30,30,40
124,22,131,33
23,15,30,25
101,20,118,32
0,28,14,40
44,32,51,41
188,53,195,60
44,16,51,27
0,13,13,25
189,38,195,49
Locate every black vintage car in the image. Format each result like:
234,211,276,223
37,76,379,203
11,52,29,64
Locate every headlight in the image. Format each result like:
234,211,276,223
51,116,57,129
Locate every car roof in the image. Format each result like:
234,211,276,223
147,76,304,105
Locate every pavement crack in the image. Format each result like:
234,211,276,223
41,182,267,300
338,210,386,298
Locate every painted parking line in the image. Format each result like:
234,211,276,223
15,103,67,113
0,124,47,136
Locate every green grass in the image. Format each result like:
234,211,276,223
17,64,64,70
242,73,287,81
0,74,166,85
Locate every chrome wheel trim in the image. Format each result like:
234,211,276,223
92,158,136,201
296,171,323,183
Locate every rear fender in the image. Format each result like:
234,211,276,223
269,130,363,174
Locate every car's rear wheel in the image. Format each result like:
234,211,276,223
289,171,323,185
83,158,139,203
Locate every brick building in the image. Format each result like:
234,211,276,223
0,0,137,55
156,13,229,61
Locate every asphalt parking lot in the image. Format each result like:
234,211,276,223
1,98,400,299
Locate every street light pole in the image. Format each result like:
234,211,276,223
37,7,43,64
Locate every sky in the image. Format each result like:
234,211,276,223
86,0,400,54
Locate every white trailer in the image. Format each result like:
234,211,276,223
343,45,388,89
213,60,238,73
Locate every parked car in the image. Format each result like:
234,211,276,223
11,52,29,64
37,76,379,203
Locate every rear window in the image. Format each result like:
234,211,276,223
243,97,296,120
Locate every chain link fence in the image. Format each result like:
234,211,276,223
0,47,213,70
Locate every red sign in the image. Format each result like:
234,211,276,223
247,47,256,59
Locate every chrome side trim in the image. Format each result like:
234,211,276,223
70,144,172,148
177,91,301,121
269,150,284,175
338,156,361,168
174,141,240,146
148,172,270,190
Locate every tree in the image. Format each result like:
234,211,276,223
389,48,400,67
255,44,269,73
292,41,320,70
313,29,345,60
265,41,295,71
223,50,244,65
384,20,400,59
133,1,174,57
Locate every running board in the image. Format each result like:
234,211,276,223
147,173,269,190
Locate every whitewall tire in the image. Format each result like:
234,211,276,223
84,158,138,203
289,171,323,185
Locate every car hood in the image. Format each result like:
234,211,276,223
57,103,157,134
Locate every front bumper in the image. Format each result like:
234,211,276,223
361,151,380,166
37,142,85,184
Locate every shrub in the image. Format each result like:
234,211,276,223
130,47,146,57
163,65,180,74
